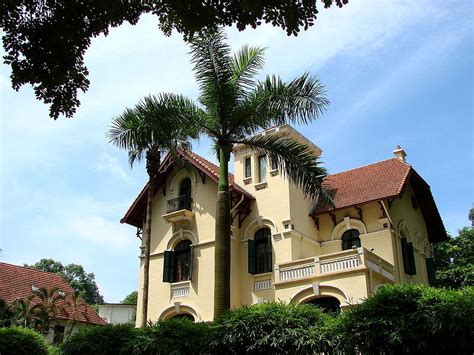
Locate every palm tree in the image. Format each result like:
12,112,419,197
144,29,332,318
32,287,65,334
61,290,88,340
107,97,198,327
12,295,39,327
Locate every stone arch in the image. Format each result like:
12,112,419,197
331,217,367,241
291,283,350,306
398,220,411,241
166,229,198,250
243,217,278,241
169,169,198,196
158,303,201,321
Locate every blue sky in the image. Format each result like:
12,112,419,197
1,1,472,302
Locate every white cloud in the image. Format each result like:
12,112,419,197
96,152,129,181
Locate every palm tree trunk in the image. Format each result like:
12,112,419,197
214,145,231,319
141,173,155,327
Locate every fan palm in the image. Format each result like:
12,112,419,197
107,97,198,326
163,29,331,318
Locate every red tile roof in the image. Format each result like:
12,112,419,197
0,262,106,325
313,158,412,214
121,150,254,227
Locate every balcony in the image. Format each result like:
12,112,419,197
275,248,394,284
162,195,194,223
171,281,190,298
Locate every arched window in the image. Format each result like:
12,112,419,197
171,313,195,321
248,228,272,274
163,240,193,283
178,178,192,210
342,229,361,250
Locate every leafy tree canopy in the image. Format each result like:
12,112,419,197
26,258,104,305
121,291,137,305
0,0,347,119
432,226,474,289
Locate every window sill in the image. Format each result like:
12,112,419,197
243,177,252,185
254,182,267,190
269,169,278,176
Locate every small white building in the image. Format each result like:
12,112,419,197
99,303,136,324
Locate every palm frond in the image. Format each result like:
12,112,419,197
229,72,329,137
232,134,333,206
231,45,266,96
189,29,235,133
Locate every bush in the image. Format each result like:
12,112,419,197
61,323,139,355
0,327,49,355
129,318,213,354
211,301,334,354
337,284,474,354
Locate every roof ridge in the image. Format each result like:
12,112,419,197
0,262,68,280
327,157,411,178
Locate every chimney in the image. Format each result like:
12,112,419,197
393,145,407,162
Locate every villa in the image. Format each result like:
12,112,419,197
121,125,446,323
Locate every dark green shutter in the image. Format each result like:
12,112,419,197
407,242,416,276
425,257,436,286
401,238,410,275
188,245,194,281
163,250,175,283
248,239,256,274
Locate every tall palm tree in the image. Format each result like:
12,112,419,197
146,30,332,318
12,295,39,327
107,97,198,327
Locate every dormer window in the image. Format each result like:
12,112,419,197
244,157,252,178
258,155,267,183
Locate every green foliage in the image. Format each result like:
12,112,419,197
61,323,139,355
433,227,474,288
28,258,104,304
121,291,138,305
337,284,474,354
211,301,333,354
0,327,49,355
130,318,213,354
0,1,347,119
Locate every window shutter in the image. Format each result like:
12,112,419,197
163,250,175,283
248,239,256,274
401,238,410,275
425,257,436,286
188,245,194,281
407,242,417,276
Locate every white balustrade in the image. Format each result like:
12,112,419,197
254,279,272,291
171,283,190,298
320,255,361,274
279,263,315,281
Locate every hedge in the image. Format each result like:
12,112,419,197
0,327,50,355
337,284,474,354
60,285,473,354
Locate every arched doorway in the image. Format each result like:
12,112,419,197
305,296,341,313
171,313,195,321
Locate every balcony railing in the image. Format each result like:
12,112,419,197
166,195,192,214
171,282,190,298
276,248,395,284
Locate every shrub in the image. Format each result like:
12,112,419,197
211,301,334,354
61,323,139,355
129,318,213,354
337,284,474,354
0,327,49,355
